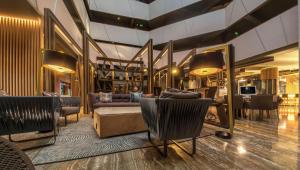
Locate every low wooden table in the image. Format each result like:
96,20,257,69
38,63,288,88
93,107,147,138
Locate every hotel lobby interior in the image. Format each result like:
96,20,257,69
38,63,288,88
1,0,300,169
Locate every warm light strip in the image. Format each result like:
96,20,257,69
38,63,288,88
54,25,82,56
55,25,72,44
154,58,161,66
89,42,106,58
162,50,168,57
0,15,40,24
140,48,148,56
180,55,192,67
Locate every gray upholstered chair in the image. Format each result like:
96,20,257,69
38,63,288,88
0,137,34,170
60,97,81,125
0,96,57,149
42,92,81,125
140,94,212,157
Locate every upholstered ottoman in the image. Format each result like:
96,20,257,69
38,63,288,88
93,107,146,138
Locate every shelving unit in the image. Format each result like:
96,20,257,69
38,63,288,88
95,57,144,94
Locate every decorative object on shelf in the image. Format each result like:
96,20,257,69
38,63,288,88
42,49,77,74
189,52,224,76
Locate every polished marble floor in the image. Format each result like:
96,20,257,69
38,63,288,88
32,109,300,170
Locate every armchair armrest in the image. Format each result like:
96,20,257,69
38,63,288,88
60,97,81,107
140,98,158,133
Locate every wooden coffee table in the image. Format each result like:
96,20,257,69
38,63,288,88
93,107,147,138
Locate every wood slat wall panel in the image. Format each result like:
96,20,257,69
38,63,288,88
0,16,41,96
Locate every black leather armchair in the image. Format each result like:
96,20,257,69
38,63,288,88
140,97,212,157
0,96,57,149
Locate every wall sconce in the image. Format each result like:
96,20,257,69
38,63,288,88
189,52,224,76
42,50,77,74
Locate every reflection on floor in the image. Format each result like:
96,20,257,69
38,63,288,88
31,109,300,170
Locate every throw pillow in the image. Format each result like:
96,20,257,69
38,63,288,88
130,92,143,102
42,91,59,97
100,92,112,103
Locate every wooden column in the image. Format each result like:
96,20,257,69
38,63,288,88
298,0,300,114
147,39,153,94
207,45,235,135
226,45,235,135
167,41,173,88
43,8,83,110
43,9,55,92
83,32,89,114
153,41,173,89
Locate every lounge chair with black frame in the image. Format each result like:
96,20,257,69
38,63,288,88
140,93,211,157
0,96,57,150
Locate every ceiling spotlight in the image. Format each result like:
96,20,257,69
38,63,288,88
117,17,121,20
234,31,239,36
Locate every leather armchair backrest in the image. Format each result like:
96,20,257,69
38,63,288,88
0,96,55,135
156,98,212,140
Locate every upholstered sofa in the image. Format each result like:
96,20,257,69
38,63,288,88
88,93,141,117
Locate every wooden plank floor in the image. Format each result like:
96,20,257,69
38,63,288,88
33,110,300,170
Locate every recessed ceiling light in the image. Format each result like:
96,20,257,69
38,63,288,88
117,17,121,20
234,31,239,36
139,24,143,27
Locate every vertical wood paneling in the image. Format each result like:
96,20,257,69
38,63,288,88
0,16,41,96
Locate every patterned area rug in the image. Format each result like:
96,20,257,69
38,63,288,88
29,117,212,165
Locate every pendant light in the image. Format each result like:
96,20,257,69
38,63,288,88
42,50,77,74
189,52,224,76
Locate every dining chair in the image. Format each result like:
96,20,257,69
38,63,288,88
247,95,279,121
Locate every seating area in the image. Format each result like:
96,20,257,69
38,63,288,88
1,0,300,169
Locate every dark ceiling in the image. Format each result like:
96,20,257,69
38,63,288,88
135,0,156,4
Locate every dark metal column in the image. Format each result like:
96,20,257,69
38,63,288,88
147,39,153,94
